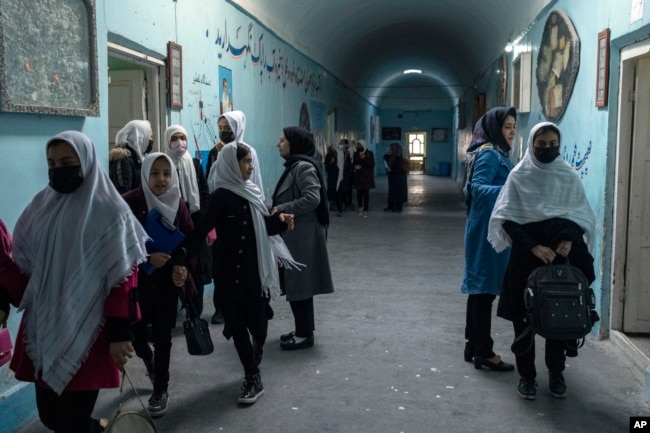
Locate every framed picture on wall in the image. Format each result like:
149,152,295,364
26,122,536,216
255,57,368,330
218,66,233,114
535,10,580,121
167,42,183,109
431,128,449,142
382,127,401,140
595,28,610,107
0,0,100,116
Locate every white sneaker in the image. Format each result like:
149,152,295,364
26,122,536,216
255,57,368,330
357,210,363,216
362,211,368,218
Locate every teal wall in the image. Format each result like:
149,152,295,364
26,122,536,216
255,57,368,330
377,108,454,176
0,1,376,431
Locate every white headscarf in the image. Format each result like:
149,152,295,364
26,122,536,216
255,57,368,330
164,125,200,214
115,119,151,164
487,122,596,253
12,131,149,394
141,152,181,223
207,111,264,199
212,143,282,298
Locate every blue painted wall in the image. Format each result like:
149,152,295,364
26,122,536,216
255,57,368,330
0,1,376,430
377,109,454,176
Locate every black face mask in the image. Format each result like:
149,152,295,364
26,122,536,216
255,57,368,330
219,130,234,143
534,147,560,163
145,139,154,154
48,166,83,194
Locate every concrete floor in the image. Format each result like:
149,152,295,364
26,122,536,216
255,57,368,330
16,174,649,433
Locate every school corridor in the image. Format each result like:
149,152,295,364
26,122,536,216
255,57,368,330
15,175,647,433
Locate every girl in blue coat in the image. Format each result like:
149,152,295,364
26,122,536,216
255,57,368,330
461,107,516,371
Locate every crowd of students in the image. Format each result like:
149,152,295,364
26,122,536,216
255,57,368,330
0,110,335,432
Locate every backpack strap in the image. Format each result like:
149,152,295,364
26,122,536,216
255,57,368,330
464,143,494,209
511,322,535,356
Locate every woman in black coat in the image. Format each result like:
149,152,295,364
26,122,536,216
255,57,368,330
383,142,407,212
353,139,375,217
488,122,596,401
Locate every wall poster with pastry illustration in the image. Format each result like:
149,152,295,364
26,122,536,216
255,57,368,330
535,9,580,122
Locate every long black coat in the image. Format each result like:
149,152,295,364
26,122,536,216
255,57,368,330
384,154,407,204
181,188,285,303
497,217,595,322
353,150,375,190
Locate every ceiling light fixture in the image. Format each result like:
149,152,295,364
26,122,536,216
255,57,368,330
403,69,422,74
505,32,513,53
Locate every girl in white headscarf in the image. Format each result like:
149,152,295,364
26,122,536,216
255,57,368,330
109,119,153,194
122,152,196,417
488,121,596,401
9,131,148,432
177,142,294,405
207,110,264,197
164,125,201,214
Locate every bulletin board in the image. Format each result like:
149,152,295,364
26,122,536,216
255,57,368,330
0,0,99,116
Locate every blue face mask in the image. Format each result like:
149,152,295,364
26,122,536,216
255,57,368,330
48,166,83,193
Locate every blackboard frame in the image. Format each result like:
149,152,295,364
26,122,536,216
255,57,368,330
381,127,401,141
0,0,99,116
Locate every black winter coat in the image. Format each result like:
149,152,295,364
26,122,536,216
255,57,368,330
122,187,196,327
109,146,141,194
353,150,376,190
181,188,286,302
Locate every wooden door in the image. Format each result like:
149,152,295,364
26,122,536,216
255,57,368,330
108,70,146,147
623,57,650,332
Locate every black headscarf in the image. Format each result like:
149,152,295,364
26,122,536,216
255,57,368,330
467,106,516,153
283,126,315,156
272,126,329,228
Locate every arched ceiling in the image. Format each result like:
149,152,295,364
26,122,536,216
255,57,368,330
228,0,553,111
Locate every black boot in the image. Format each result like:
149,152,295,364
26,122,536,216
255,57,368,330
238,373,264,404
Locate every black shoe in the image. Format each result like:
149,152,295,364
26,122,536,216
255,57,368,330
211,311,224,324
280,331,295,342
463,342,474,363
517,378,537,400
143,357,155,387
383,207,393,212
473,355,515,372
280,335,314,350
238,374,264,404
549,371,567,399
148,391,168,417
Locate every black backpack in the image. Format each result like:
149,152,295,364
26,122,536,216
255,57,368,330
515,262,599,354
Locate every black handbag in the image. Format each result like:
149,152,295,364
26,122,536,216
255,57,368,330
180,289,214,356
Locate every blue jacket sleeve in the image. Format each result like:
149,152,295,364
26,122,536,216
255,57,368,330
470,149,503,203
